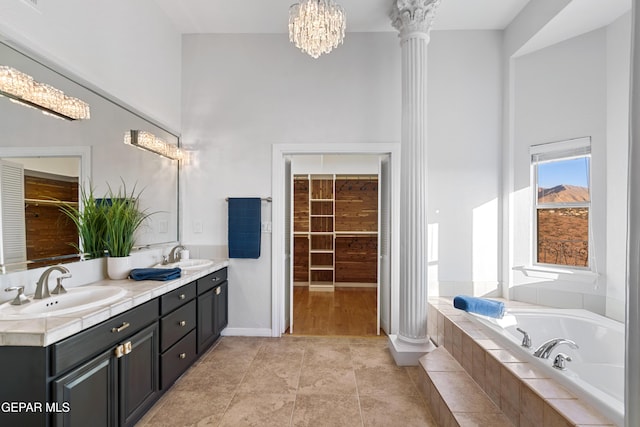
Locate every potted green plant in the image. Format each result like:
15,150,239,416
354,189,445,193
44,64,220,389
58,184,107,260
103,181,153,279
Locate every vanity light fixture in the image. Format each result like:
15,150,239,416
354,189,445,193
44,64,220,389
124,130,183,161
0,66,90,121
289,0,346,59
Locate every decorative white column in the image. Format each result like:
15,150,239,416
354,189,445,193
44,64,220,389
388,0,440,366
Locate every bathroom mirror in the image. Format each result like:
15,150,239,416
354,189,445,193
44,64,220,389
0,41,179,273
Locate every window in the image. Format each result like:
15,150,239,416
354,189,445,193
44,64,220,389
531,138,591,268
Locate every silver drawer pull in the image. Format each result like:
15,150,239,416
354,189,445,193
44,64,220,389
179,294,186,300
211,277,219,282
111,322,130,333
215,287,221,295
179,353,186,359
179,320,186,327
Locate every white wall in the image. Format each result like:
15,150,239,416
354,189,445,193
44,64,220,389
181,31,503,333
427,30,503,298
509,27,621,315
291,154,380,175
0,0,181,131
606,12,632,321
181,33,401,334
14,157,79,178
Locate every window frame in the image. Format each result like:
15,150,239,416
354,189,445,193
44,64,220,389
530,137,592,271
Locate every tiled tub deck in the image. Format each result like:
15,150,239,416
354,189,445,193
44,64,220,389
421,298,615,427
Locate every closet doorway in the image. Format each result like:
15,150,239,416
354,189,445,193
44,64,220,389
289,155,382,336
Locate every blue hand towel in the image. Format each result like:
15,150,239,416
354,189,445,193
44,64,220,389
228,197,261,259
453,295,505,319
129,268,181,281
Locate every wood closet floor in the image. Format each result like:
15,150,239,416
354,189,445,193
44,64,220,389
290,287,379,336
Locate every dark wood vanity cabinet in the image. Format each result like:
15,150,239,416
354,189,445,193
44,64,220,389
52,302,160,427
0,267,229,427
53,322,159,427
53,348,117,427
197,268,228,353
159,282,198,390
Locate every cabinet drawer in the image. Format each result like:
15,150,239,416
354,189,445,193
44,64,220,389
51,299,159,376
161,329,197,390
160,299,196,352
160,281,196,315
197,268,228,295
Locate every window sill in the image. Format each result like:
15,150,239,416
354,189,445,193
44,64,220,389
512,265,599,284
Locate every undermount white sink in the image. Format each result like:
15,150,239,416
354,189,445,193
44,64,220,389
154,259,214,271
0,285,127,319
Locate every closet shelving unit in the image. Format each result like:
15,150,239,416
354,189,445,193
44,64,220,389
308,175,335,291
293,174,379,292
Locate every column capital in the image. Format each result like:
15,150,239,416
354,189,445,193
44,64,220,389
390,0,441,40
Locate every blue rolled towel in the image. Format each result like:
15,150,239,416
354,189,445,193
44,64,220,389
129,268,181,281
453,295,505,319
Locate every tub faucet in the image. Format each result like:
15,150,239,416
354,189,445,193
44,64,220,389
516,328,532,348
167,245,186,263
553,353,572,370
533,338,579,359
34,266,72,299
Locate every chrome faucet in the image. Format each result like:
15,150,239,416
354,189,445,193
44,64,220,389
553,353,572,370
167,245,186,263
4,286,30,305
516,328,532,348
34,266,72,299
533,338,579,359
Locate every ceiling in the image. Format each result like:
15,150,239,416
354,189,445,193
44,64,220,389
152,0,531,34
516,0,631,56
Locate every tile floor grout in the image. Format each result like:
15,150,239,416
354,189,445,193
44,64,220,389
351,343,368,427
137,336,436,426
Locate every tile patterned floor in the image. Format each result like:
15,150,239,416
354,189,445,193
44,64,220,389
136,336,436,427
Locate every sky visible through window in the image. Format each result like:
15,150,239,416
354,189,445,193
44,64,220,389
538,157,590,189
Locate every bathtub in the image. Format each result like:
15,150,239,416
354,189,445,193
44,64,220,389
467,308,624,426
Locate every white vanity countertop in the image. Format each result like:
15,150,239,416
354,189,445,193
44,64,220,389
0,259,229,347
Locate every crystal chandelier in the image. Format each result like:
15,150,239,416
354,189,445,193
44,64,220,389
0,66,90,120
289,0,346,59
124,130,183,161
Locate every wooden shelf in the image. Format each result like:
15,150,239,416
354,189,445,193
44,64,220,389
335,231,378,235
309,281,335,292
24,198,78,206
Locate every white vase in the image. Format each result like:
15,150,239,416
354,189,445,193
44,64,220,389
107,256,132,280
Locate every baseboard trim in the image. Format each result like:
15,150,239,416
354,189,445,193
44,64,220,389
221,327,273,337
335,282,377,288
293,282,377,288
